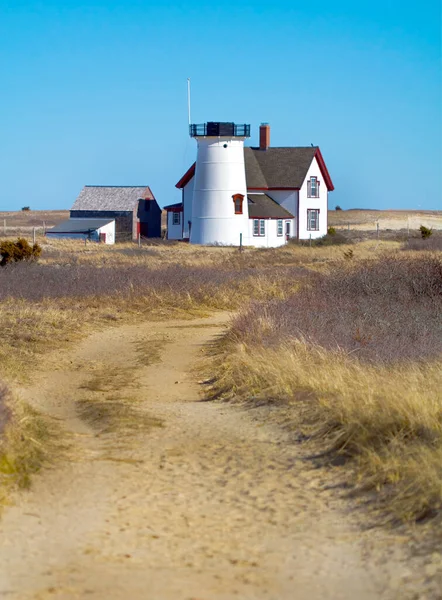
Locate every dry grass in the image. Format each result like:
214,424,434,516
0,391,63,500
0,210,69,240
205,253,442,524
0,236,403,383
2,236,439,516
329,209,442,233
207,337,442,523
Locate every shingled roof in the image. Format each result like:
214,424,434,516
176,147,334,191
247,194,294,219
71,186,155,211
245,147,317,188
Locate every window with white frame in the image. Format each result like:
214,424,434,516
307,209,320,231
259,219,265,236
172,212,181,225
307,176,319,198
277,220,283,236
253,219,266,236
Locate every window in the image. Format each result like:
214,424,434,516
253,219,266,236
277,220,283,236
259,220,265,236
232,193,244,215
172,212,181,225
307,176,320,198
307,209,320,231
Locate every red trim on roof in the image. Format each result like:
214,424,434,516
175,148,334,191
164,203,183,212
314,148,334,191
175,163,196,189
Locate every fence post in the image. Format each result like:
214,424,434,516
309,234,312,247
33,228,36,244
376,222,379,238
347,222,350,232
138,233,141,248
3,219,5,235
239,232,243,253
43,221,46,234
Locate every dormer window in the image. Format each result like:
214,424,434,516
307,176,319,198
233,194,244,215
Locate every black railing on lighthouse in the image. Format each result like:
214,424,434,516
189,122,251,137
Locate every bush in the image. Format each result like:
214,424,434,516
290,232,350,247
420,225,433,239
230,254,442,363
21,206,30,211
327,226,336,235
0,238,42,267
313,232,349,246
335,205,343,211
404,234,442,252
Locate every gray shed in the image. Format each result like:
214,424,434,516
70,186,161,241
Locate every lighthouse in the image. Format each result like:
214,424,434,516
189,121,251,245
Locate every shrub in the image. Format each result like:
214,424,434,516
230,254,442,363
335,205,343,211
313,232,349,246
420,225,433,239
404,235,442,252
0,238,42,267
21,206,30,211
0,260,305,304
327,226,336,235
290,232,350,247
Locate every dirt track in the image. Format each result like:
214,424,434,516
0,314,438,599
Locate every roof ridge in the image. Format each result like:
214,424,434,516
247,146,318,150
84,185,150,188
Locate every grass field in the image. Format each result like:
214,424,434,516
1,208,441,241
0,209,168,238
0,220,441,531
329,209,442,231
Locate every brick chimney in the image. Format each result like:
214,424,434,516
259,123,270,150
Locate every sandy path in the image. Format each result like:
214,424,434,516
0,314,435,599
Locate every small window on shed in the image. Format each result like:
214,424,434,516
172,212,181,225
232,194,244,215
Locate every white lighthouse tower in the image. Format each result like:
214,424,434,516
189,121,250,245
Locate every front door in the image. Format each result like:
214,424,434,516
140,222,149,238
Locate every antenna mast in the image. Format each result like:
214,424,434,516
187,78,191,126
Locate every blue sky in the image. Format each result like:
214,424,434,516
0,0,440,211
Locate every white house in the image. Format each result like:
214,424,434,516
46,218,116,244
166,122,334,247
